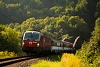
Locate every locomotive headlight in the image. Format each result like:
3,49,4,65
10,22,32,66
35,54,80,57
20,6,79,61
22,42,24,47
37,43,39,47
23,42,24,45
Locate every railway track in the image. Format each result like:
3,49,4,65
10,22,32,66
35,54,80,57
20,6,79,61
0,56,34,66
0,54,60,67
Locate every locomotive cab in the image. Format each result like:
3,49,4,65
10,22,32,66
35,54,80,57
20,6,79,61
22,31,43,54
22,31,41,47
22,31,51,54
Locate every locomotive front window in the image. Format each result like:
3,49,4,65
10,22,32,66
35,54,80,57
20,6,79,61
24,32,32,40
24,32,40,41
32,33,39,40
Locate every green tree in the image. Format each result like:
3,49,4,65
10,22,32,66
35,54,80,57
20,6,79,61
76,18,100,66
75,0,99,31
0,27,21,53
95,1,100,18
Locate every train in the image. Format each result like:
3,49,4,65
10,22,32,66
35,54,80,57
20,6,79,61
21,31,80,55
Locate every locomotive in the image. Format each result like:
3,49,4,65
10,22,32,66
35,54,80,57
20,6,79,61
22,31,79,55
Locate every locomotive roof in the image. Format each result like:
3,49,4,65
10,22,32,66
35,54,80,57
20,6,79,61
25,31,40,33
24,31,44,36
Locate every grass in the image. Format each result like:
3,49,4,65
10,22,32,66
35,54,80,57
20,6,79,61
0,51,17,59
44,54,62,61
0,50,26,59
30,53,85,67
30,60,61,67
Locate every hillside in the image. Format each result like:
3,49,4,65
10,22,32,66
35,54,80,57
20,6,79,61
0,0,100,66
0,0,78,24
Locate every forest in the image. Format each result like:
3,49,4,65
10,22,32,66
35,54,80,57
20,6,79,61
0,0,100,66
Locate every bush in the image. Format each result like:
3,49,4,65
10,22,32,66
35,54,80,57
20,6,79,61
30,60,61,67
93,56,100,67
76,18,100,67
0,27,21,53
0,51,17,59
61,53,84,67
30,53,84,67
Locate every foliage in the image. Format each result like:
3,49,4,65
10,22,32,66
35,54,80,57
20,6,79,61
0,24,5,31
0,51,17,59
44,55,62,62
0,0,100,66
61,53,84,67
75,0,99,31
93,56,100,67
76,18,100,67
0,0,99,50
30,60,61,67
30,53,84,67
0,0,77,24
12,15,89,50
0,25,21,53
0,0,99,33
95,1,100,18
5,15,87,50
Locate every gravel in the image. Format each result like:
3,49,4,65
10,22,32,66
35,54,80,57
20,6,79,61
4,58,42,67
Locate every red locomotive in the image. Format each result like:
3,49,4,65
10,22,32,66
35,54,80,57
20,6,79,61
22,31,79,55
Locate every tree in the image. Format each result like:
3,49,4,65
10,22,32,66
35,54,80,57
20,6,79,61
95,1,100,18
0,27,21,53
75,0,99,31
76,18,100,66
